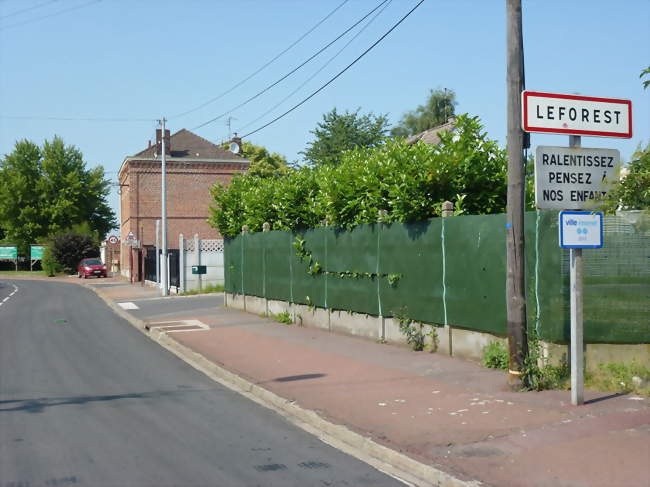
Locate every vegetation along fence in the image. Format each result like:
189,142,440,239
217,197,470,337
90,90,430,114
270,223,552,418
224,210,649,344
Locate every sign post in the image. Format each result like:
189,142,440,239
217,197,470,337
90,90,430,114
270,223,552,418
525,91,630,406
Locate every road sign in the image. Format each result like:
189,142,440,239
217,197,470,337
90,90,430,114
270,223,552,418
191,265,207,275
126,232,135,241
108,235,119,244
0,246,17,259
522,91,632,138
30,245,45,260
124,240,140,247
559,211,604,248
534,146,620,209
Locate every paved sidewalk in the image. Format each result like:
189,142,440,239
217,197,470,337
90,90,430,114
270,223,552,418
20,276,650,487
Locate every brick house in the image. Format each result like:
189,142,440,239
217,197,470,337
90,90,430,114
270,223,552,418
118,128,249,279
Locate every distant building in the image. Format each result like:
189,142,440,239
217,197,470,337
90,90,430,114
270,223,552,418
118,128,249,279
405,117,457,146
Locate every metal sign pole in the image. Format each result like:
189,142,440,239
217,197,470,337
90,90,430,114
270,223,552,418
569,134,584,406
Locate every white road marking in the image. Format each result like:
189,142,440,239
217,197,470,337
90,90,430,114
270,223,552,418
0,284,18,309
2,297,8,303
117,302,139,310
147,319,209,333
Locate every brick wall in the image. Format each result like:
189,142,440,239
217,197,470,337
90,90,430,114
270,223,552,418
119,160,247,277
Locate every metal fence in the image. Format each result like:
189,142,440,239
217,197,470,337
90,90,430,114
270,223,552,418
225,211,650,344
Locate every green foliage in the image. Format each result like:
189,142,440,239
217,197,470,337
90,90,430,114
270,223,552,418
49,226,100,273
601,142,650,211
481,342,508,370
391,88,456,137
393,307,426,351
271,310,293,324
302,108,389,166
522,330,569,391
179,283,225,295
0,137,116,255
41,246,63,277
210,114,507,238
223,140,289,178
641,66,650,89
586,362,650,396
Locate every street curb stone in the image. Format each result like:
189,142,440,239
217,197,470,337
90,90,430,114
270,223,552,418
81,280,482,487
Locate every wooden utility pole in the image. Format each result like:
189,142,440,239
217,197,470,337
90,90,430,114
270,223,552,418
506,0,528,388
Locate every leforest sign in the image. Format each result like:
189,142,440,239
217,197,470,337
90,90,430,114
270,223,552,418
522,91,632,138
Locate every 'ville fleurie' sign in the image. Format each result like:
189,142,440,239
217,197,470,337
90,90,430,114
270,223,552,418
522,91,632,138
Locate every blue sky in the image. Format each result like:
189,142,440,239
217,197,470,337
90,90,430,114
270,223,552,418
1,0,648,224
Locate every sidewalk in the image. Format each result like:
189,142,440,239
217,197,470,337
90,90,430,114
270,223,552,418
59,277,650,486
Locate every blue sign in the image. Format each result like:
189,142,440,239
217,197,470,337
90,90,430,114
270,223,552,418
559,211,604,248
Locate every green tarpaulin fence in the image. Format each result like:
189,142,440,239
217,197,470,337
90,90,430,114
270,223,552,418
225,210,650,344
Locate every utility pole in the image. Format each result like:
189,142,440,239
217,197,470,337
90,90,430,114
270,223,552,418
505,0,528,388
160,117,169,296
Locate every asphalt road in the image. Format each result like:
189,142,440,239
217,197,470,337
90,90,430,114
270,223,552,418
0,279,402,487
112,294,223,322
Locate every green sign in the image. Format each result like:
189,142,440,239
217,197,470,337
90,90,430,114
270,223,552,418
30,245,45,260
191,265,207,275
0,246,18,259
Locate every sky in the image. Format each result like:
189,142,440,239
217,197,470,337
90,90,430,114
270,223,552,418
1,0,648,229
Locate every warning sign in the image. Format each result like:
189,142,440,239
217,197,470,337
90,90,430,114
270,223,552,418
534,146,620,210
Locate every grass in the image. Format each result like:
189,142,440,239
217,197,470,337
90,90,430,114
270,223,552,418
270,311,293,324
585,362,650,396
178,283,224,296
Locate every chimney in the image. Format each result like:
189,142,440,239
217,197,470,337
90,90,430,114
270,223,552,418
155,128,171,155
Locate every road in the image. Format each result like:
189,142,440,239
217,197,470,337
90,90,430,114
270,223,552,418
0,279,403,487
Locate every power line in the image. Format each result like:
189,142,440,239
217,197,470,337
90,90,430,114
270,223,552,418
191,0,390,131
238,0,393,134
170,0,349,120
240,0,425,139
0,0,101,30
0,0,59,21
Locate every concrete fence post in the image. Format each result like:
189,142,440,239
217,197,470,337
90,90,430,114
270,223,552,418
179,234,185,293
441,200,454,218
194,233,201,292
241,226,248,311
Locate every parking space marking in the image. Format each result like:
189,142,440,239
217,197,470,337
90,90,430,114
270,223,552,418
117,302,140,310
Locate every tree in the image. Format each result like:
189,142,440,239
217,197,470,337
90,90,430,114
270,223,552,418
223,140,289,178
391,88,457,137
301,108,389,166
641,66,650,89
601,142,650,211
0,136,116,254
48,224,100,273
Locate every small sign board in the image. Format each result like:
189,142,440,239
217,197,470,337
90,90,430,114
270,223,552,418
0,246,18,259
191,265,207,275
126,232,136,241
559,211,604,248
30,245,45,260
522,91,632,138
124,240,140,247
107,235,119,245
535,146,620,209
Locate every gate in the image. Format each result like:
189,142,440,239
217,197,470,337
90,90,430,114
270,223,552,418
143,248,180,289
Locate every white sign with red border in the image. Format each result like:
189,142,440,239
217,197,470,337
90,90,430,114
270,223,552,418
522,91,632,138
107,235,119,244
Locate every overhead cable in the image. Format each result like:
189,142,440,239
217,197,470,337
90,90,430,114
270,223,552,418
0,0,59,21
238,0,393,133
191,0,390,131
0,0,101,30
170,0,349,119
240,0,425,139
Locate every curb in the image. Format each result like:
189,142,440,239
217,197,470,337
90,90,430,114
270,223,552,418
84,281,481,487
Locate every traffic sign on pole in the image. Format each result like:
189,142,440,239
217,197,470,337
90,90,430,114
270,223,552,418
522,91,632,138
534,146,620,209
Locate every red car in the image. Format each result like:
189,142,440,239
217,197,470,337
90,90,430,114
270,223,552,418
77,258,108,278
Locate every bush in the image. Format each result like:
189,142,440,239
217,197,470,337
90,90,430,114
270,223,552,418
482,342,508,370
49,226,99,273
41,246,62,277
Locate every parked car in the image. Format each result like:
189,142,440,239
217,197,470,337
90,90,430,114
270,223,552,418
77,258,107,278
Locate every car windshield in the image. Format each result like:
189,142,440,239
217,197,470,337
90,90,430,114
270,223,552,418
84,259,102,265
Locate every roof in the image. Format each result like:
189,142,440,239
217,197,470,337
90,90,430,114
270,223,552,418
132,128,245,161
406,118,457,146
